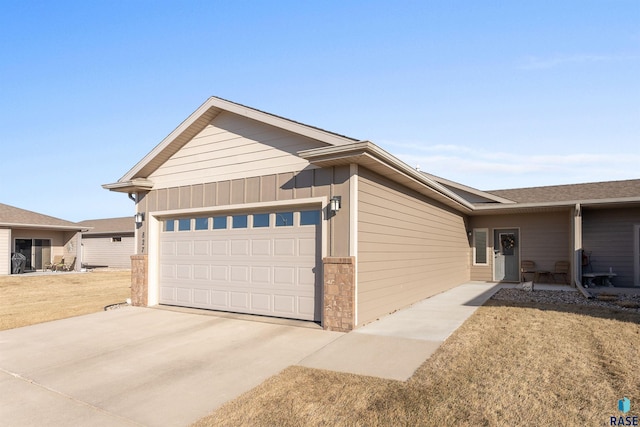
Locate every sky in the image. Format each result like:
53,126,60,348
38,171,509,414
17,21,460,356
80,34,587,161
0,1,638,222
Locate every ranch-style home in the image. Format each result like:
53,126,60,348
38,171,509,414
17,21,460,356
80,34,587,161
104,97,640,331
78,217,135,269
0,203,84,275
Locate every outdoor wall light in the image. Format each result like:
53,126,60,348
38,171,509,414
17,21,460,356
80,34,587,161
134,212,145,225
329,196,341,214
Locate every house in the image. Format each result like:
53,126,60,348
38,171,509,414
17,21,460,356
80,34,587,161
103,96,640,331
0,203,85,274
78,217,135,269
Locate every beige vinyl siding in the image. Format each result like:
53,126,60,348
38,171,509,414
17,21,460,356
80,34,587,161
148,111,324,189
138,166,352,257
469,211,571,281
82,235,134,268
583,207,640,286
0,228,10,275
357,168,470,326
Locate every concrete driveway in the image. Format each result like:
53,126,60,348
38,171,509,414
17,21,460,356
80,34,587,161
0,307,342,427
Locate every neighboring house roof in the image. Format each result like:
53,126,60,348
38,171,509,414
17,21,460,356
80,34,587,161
0,203,85,230
487,179,640,203
78,217,134,236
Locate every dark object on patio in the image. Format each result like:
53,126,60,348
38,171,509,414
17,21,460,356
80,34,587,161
11,252,27,274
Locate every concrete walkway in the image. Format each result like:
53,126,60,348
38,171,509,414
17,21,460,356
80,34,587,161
298,282,501,381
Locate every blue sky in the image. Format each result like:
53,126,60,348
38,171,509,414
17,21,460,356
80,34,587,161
1,1,638,222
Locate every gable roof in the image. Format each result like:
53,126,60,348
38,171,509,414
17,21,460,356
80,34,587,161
487,179,640,203
78,217,134,235
103,96,358,193
0,203,85,230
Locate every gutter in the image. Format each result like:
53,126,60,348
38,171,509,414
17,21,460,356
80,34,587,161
299,141,475,213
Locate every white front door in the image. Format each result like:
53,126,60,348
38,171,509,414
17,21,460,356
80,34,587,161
494,229,520,282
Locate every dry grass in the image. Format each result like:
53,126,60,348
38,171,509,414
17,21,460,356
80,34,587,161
194,300,640,426
0,271,131,331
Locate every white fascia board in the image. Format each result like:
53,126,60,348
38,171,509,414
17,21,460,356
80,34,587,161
0,223,86,231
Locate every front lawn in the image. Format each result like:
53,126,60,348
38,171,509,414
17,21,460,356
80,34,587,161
0,271,131,330
194,300,640,426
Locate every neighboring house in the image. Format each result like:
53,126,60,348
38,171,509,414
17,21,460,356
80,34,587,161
103,96,640,331
78,217,135,269
0,203,85,275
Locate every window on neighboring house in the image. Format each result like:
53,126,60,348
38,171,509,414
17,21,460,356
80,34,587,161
473,229,489,265
111,237,122,243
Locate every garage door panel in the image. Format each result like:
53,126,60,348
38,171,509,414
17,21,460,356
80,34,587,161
176,265,191,279
251,239,271,256
161,241,177,256
231,240,249,255
230,266,249,283
211,266,228,281
193,288,210,304
159,209,320,321
298,296,315,316
274,239,295,256
211,241,228,255
273,295,295,314
251,266,271,283
194,240,209,256
193,265,210,280
176,288,191,303
230,292,249,309
274,267,295,286
211,290,228,307
251,293,271,311
161,264,176,279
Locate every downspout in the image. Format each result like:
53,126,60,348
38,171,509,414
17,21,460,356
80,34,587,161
573,203,592,298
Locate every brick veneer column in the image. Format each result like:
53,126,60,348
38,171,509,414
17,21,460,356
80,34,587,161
323,257,355,332
130,254,148,306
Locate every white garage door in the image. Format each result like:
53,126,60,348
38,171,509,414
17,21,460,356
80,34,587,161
158,210,321,321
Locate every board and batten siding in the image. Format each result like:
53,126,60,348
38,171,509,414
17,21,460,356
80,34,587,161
148,111,324,189
357,168,470,326
0,228,10,275
583,207,640,286
82,235,135,269
138,166,352,258
469,211,572,282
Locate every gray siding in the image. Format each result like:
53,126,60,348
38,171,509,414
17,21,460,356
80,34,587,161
82,235,135,269
469,211,572,282
138,166,352,257
357,168,470,326
583,207,640,286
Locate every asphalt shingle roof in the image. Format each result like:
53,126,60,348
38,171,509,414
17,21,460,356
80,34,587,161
0,203,82,228
78,217,134,235
486,179,640,204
